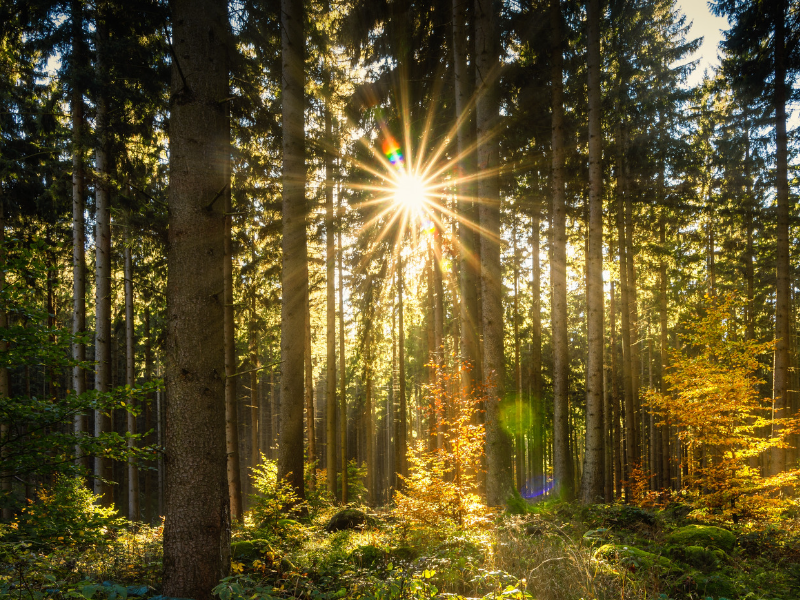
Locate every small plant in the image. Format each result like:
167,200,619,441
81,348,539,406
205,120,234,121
394,362,493,531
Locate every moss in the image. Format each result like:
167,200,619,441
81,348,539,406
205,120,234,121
230,541,257,560
594,544,673,572
389,546,419,562
350,544,386,568
666,524,736,553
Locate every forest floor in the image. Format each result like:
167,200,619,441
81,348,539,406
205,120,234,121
3,486,800,600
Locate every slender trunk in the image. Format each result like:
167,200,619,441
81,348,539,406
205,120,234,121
453,0,479,391
513,218,523,492
364,308,374,505
397,254,408,483
433,218,445,450
93,9,113,504
325,99,337,496
530,213,543,494
0,203,10,521
143,308,155,520
124,229,138,520
71,0,88,469
625,194,641,462
305,291,316,488
476,0,512,506
770,0,789,477
224,172,243,522
277,0,308,499
550,0,572,501
249,298,260,474
580,0,605,504
659,211,670,490
163,1,231,594
338,204,348,502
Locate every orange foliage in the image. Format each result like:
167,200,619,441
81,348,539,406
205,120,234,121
393,362,494,530
644,295,800,519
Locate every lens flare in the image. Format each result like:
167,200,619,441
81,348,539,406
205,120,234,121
393,172,428,214
382,136,404,167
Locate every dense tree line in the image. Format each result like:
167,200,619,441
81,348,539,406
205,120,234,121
1,0,798,597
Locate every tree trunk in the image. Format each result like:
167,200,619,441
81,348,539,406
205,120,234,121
624,194,641,462
453,0,480,392
325,98,337,496
550,0,572,501
163,0,231,595
71,0,88,470
397,254,408,484
93,8,113,504
513,218,523,492
530,213,543,494
305,292,316,489
277,0,308,500
1,202,11,521
338,201,348,502
124,229,138,520
770,0,789,477
224,170,243,522
610,281,622,497
580,0,605,504
249,297,260,474
475,0,513,507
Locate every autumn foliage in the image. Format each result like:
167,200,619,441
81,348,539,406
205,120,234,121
393,362,493,530
645,295,800,519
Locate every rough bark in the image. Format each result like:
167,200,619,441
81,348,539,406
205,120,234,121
124,230,138,520
396,254,408,483
325,98,337,496
163,0,231,595
475,0,513,506
277,0,308,499
249,298,260,475
452,0,480,392
71,0,88,469
513,219,523,491
550,0,573,501
93,8,113,504
770,0,789,477
305,292,315,489
580,0,605,504
338,203,348,502
530,214,543,494
224,171,243,522
610,281,622,497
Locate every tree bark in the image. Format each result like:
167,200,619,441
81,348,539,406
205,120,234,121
580,0,605,504
1,202,11,521
71,0,88,471
475,0,513,506
325,97,337,496
277,0,308,500
305,291,316,489
453,0,480,392
224,171,243,522
124,229,138,520
338,201,348,502
513,218,523,492
530,213,543,494
93,7,113,504
770,0,789,477
396,254,408,484
550,0,573,501
249,297,260,476
163,0,231,595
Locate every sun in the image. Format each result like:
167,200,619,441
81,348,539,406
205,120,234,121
393,171,429,215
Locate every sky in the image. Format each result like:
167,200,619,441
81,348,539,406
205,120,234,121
677,0,728,88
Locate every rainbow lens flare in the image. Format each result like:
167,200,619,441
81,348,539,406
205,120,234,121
382,136,404,167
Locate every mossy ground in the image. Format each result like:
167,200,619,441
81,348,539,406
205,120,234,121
4,498,800,600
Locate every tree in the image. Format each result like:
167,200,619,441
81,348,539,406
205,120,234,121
580,0,605,504
277,0,309,500
162,0,231,596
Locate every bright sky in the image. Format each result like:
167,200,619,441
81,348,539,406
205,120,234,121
677,0,728,88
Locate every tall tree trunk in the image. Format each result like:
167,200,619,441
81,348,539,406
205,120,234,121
770,0,789,477
125,229,138,520
396,254,408,483
513,218,523,491
452,0,480,391
163,0,231,595
475,0,512,506
338,204,348,503
616,121,635,493
305,292,316,489
530,213,543,494
224,173,243,522
93,8,113,504
277,0,308,500
580,0,605,504
1,202,11,521
625,194,641,462
325,98,337,496
550,0,572,501
610,281,622,497
249,297,260,474
143,307,156,521
71,0,88,469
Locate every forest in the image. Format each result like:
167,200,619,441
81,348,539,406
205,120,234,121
1,0,800,598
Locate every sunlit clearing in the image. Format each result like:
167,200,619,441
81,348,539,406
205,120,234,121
393,172,429,215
